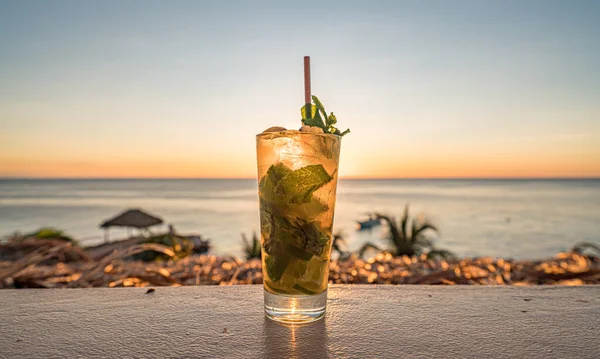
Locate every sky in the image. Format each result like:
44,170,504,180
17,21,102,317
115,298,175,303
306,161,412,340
0,0,599,178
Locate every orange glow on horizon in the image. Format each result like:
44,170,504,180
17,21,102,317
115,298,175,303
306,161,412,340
0,152,597,179
0,158,255,179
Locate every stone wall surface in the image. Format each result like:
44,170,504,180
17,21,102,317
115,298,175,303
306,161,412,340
0,285,599,358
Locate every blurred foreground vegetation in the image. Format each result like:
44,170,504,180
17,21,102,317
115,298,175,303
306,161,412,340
1,205,598,289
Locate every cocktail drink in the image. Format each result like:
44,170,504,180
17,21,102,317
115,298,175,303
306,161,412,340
257,57,349,324
257,130,340,322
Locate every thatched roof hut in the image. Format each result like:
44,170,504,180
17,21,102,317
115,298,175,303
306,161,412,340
100,209,164,243
100,209,164,229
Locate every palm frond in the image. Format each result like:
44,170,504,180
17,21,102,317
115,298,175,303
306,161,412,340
332,233,347,252
333,231,346,243
571,242,600,256
366,205,450,259
400,205,409,242
426,249,456,261
411,222,438,244
241,231,261,260
241,232,250,249
252,231,261,258
358,242,382,259
414,237,433,250
375,213,404,249
332,238,347,250
332,231,353,261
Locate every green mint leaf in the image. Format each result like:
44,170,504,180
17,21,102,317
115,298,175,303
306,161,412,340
312,95,327,120
293,283,317,295
285,243,314,261
327,112,337,127
259,167,328,224
262,210,289,256
301,95,349,136
259,177,275,201
264,194,328,222
259,163,292,203
259,199,273,240
264,208,329,258
302,117,325,129
267,163,292,184
293,217,330,256
265,253,290,282
301,103,317,120
265,212,295,248
275,164,333,204
292,197,328,220
313,110,326,128
302,108,326,130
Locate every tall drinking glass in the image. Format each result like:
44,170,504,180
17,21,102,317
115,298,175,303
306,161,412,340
256,129,341,323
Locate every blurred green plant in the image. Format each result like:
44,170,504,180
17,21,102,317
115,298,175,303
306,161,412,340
358,205,455,260
21,227,79,245
332,231,352,261
242,231,262,260
572,242,600,256
133,233,193,261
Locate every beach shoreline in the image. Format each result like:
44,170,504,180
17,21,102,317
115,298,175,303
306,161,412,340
2,178,599,259
2,240,598,289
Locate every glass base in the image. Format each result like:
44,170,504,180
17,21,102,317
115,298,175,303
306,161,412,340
264,289,327,324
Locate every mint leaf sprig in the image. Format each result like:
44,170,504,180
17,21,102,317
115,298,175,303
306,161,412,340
301,95,350,136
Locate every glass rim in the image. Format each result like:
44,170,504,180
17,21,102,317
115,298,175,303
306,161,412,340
256,130,341,139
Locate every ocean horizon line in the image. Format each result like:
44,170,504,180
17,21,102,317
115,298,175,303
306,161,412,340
1,177,599,181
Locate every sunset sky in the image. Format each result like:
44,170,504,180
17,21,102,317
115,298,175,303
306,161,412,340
1,1,598,178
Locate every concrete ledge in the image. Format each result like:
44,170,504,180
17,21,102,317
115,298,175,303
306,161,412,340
1,285,599,358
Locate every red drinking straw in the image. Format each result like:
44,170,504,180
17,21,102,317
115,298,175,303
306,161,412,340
304,56,311,105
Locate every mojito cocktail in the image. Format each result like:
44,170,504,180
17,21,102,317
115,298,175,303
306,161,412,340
257,129,341,323
257,57,349,323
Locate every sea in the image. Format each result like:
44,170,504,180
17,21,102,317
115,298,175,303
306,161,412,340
0,179,598,259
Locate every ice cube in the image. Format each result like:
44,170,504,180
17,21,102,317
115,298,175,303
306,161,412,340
262,126,287,133
299,126,324,134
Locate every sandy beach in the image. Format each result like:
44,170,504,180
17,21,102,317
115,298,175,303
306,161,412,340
1,238,598,289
